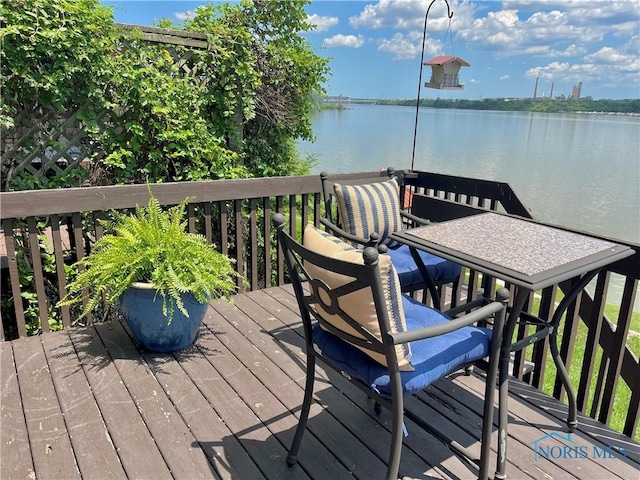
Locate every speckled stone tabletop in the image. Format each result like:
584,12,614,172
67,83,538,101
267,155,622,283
406,212,617,277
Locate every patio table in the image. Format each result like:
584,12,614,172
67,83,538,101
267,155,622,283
391,212,633,479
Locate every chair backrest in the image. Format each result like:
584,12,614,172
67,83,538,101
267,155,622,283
321,168,398,226
273,213,413,370
320,167,405,248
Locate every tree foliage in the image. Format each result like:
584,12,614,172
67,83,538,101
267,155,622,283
181,0,330,177
1,0,329,188
1,0,115,128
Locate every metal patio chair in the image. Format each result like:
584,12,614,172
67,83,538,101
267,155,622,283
274,214,509,480
320,167,461,308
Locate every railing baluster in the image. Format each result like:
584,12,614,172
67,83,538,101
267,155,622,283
313,193,321,227
71,212,91,324
50,214,71,329
530,284,558,388
263,197,271,289
301,193,309,231
577,271,609,411
2,219,25,338
553,278,583,402
276,196,284,285
249,198,258,291
234,199,244,292
219,200,228,256
27,217,49,333
597,278,636,425
624,371,640,437
590,355,609,419
187,203,196,233
203,202,213,244
288,194,297,240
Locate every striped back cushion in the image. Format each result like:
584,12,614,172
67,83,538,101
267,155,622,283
303,224,413,371
334,178,403,248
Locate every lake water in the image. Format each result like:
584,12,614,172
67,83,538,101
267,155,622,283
298,104,640,308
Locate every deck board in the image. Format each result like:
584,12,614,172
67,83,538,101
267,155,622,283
145,348,264,480
210,295,390,480
1,286,638,480
41,331,126,479
12,336,80,479
225,292,446,480
68,326,173,479
95,321,216,479
1,342,34,480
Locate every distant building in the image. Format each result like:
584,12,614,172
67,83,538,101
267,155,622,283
324,95,351,106
571,82,582,100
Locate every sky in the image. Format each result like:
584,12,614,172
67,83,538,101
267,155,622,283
101,0,640,100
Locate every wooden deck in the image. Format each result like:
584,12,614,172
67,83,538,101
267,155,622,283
2,286,638,480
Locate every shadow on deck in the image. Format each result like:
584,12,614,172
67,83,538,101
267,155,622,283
2,286,638,479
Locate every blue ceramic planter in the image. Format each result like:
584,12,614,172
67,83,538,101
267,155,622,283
119,282,209,352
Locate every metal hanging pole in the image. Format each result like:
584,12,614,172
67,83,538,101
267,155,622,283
410,0,453,171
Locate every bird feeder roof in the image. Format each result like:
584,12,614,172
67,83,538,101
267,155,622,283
424,55,470,67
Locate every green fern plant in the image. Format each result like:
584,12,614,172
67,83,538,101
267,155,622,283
58,191,238,322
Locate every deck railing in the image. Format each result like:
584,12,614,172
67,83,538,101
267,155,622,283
1,170,638,438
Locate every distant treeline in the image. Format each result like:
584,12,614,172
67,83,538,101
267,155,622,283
349,97,640,114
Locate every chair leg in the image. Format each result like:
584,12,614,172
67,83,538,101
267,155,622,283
287,354,316,467
479,351,499,480
385,398,404,480
385,374,405,480
483,288,509,480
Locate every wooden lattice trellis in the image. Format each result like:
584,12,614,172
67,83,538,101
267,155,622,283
1,105,108,188
1,24,210,191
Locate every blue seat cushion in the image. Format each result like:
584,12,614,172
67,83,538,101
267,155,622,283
387,244,461,287
312,295,492,398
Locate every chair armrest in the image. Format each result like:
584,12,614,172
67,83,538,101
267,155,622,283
390,289,510,345
318,217,381,248
443,297,488,318
400,209,430,227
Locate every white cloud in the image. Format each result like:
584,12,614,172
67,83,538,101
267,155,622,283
525,61,569,81
499,75,510,80
458,6,607,57
307,14,339,33
323,34,365,49
378,33,419,60
175,10,196,22
377,32,443,60
585,46,635,65
349,0,476,32
557,44,588,57
526,52,640,87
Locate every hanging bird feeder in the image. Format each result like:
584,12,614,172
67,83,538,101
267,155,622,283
411,0,471,171
423,55,470,90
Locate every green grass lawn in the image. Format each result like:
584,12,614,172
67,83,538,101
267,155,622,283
460,271,639,441
529,296,639,442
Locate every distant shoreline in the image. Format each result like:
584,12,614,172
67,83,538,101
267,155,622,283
320,97,640,115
